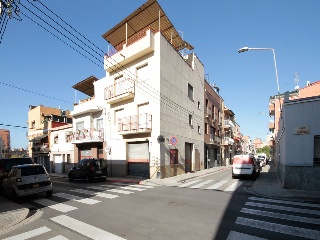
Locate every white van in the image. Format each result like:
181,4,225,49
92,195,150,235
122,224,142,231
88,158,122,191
232,154,260,179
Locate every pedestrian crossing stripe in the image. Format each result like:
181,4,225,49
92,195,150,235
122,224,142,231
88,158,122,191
120,186,146,191
248,196,320,209
226,231,267,240
224,181,243,192
236,216,320,239
2,226,51,240
51,215,126,240
107,189,134,194
33,199,77,213
71,189,119,199
48,235,69,240
178,179,202,187
205,180,228,190
54,192,101,205
190,180,215,189
245,201,320,216
241,208,320,225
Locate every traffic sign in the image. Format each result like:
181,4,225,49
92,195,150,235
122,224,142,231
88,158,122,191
169,136,178,146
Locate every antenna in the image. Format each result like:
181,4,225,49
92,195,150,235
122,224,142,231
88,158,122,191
294,71,299,90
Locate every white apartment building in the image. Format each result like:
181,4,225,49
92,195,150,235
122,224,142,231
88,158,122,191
71,0,204,179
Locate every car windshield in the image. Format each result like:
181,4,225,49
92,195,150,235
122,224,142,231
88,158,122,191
20,166,46,176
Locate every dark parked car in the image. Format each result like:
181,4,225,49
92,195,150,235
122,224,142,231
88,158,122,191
68,158,108,182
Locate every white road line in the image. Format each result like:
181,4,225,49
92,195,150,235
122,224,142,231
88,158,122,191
2,226,51,240
48,236,69,240
245,201,320,216
99,185,116,188
33,199,77,213
236,217,320,239
241,208,320,225
107,189,134,194
120,186,146,191
248,196,320,209
224,181,243,192
129,185,154,188
87,186,108,190
205,180,228,190
226,230,267,240
54,192,101,205
51,215,126,240
178,179,202,187
71,189,119,199
190,180,215,189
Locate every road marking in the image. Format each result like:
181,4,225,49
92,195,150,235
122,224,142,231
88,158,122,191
2,226,51,240
120,186,146,191
51,215,126,240
248,196,320,209
241,208,320,225
224,181,243,192
178,179,202,187
54,192,100,205
33,199,77,212
107,189,134,194
226,230,267,240
129,184,154,188
236,217,320,239
71,189,119,199
205,180,228,190
48,236,69,240
245,201,320,216
190,180,215,189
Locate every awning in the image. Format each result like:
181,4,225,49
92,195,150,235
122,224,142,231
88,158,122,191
72,75,98,97
102,0,193,52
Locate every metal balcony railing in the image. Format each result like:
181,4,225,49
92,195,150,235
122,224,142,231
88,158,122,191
118,113,152,134
105,78,135,103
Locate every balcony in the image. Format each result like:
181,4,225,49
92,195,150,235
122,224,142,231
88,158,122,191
32,143,50,153
224,119,235,130
104,29,155,73
72,128,104,143
206,107,212,118
118,113,152,135
223,137,234,145
105,78,135,104
269,103,275,116
269,121,275,131
71,97,103,117
209,134,221,145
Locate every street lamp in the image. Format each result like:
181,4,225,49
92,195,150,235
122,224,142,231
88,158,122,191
238,46,280,95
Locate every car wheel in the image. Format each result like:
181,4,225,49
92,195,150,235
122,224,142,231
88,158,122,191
46,190,53,197
85,175,91,183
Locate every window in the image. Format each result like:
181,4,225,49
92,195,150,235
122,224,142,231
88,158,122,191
170,149,178,165
205,123,208,134
76,121,84,132
314,135,320,165
188,83,194,100
67,154,71,164
54,135,58,144
198,101,200,109
189,114,193,126
96,118,103,130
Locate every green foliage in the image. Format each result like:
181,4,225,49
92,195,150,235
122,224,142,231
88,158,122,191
256,146,271,158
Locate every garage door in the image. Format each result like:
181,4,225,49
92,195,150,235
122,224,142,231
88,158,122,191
128,142,149,177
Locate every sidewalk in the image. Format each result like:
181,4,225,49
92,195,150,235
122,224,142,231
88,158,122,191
1,163,319,234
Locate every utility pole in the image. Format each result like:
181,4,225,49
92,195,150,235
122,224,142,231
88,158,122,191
0,0,21,43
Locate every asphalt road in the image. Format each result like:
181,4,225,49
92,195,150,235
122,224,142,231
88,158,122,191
1,169,319,240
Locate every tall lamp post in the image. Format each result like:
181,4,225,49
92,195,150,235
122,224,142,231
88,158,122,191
238,47,280,95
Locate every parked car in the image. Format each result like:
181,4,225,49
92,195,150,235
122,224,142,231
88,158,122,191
2,164,53,200
232,154,261,179
68,158,108,182
0,157,33,192
256,153,267,167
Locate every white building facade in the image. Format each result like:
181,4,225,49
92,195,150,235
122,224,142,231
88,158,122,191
71,0,204,179
276,92,320,190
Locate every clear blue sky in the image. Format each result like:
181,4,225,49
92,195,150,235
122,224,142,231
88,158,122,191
1,0,320,148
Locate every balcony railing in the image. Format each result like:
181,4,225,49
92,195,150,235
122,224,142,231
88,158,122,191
269,103,275,116
118,113,152,135
105,78,135,104
224,119,235,129
72,128,104,142
32,143,50,153
223,137,234,145
209,134,221,144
